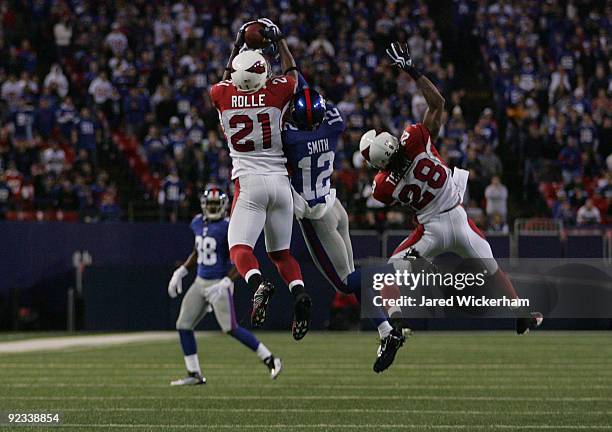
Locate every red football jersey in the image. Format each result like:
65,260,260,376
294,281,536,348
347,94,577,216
209,75,297,179
372,123,461,223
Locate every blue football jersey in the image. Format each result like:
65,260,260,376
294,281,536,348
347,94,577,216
282,105,345,207
190,214,232,280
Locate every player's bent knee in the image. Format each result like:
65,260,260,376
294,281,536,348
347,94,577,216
176,321,194,331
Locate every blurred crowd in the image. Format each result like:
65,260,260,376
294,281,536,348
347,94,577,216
0,0,609,228
462,0,611,226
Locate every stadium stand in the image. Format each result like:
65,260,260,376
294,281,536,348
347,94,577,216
0,0,609,228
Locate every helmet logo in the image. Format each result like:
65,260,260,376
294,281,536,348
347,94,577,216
246,61,266,74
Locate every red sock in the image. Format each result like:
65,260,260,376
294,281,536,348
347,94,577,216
492,269,519,300
230,245,260,280
268,249,303,288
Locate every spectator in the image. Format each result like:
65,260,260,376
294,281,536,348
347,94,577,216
576,199,601,226
41,141,66,176
53,16,72,52
105,23,128,57
72,108,100,163
159,168,184,223
488,213,509,234
484,176,508,221
44,64,69,98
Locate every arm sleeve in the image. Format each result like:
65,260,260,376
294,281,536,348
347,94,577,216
208,84,220,109
372,172,396,205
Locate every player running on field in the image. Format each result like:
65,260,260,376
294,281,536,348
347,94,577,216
281,77,407,372
209,18,311,340
359,42,543,335
167,188,282,385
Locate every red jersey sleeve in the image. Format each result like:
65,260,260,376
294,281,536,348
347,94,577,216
209,83,222,110
372,170,396,205
400,123,431,160
264,75,297,109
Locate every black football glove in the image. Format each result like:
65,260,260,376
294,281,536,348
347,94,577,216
386,42,421,80
234,21,256,49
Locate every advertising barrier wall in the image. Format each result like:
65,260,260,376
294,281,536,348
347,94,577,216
2,221,609,331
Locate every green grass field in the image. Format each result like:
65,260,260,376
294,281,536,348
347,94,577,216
0,331,611,431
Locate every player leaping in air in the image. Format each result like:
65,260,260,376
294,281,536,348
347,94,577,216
279,78,407,372
359,42,543,335
209,19,311,340
167,189,282,385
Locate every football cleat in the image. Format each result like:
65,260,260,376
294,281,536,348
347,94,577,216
291,292,312,341
251,281,275,328
516,311,544,335
373,327,407,373
170,371,206,386
264,355,283,380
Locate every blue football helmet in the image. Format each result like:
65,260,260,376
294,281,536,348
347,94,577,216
292,88,326,130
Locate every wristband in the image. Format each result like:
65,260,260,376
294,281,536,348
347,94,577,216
405,66,422,81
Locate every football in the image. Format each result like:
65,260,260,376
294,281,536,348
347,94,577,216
244,22,267,49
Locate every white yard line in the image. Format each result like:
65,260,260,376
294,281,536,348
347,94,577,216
1,395,611,402
0,332,176,353
46,424,612,430
45,408,612,415
2,382,611,391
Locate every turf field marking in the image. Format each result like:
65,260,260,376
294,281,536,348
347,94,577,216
3,395,611,402
51,407,612,416
0,332,175,353
3,382,611,391
41,424,612,429
2,362,611,369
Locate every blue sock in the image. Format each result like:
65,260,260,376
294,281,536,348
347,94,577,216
346,269,361,294
229,326,260,351
178,329,197,356
347,268,390,327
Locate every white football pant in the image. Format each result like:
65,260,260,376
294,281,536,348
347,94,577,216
228,174,294,252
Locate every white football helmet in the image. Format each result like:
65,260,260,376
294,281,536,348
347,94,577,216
359,129,400,169
231,50,268,93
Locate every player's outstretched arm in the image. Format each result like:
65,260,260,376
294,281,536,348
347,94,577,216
223,21,255,81
259,18,298,81
386,42,445,140
417,75,445,141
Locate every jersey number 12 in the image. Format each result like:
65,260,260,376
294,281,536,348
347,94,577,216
298,152,334,201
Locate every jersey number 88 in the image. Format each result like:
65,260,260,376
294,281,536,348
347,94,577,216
195,236,217,266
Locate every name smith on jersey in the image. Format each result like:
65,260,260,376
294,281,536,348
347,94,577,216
307,138,330,155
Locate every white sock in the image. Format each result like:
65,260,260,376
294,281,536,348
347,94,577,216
245,269,262,284
378,321,393,339
255,343,272,361
184,354,201,374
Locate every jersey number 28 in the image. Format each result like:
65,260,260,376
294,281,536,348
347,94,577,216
397,159,447,210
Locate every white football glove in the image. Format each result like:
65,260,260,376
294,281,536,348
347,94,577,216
168,266,189,298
